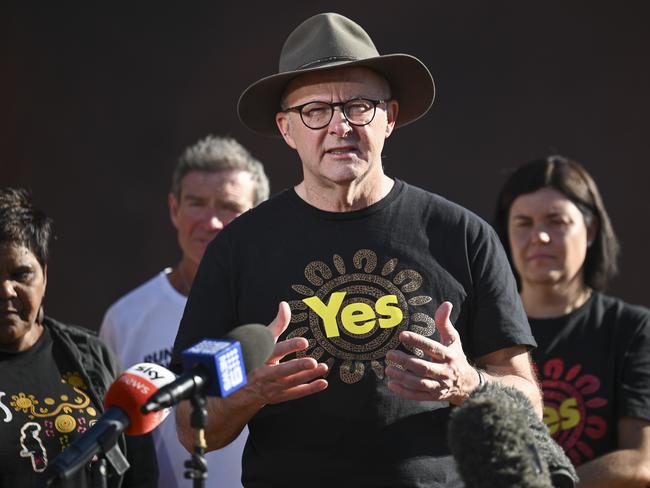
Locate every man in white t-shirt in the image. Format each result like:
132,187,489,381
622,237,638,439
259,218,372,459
100,135,270,487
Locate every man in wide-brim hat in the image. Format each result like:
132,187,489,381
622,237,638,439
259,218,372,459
173,12,541,487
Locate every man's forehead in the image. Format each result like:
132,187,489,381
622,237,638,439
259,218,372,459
180,170,253,193
282,67,391,103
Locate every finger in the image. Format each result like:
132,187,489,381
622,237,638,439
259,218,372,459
266,336,310,364
255,361,328,404
384,365,439,392
386,349,443,376
269,379,329,404
257,356,320,380
272,362,329,390
435,301,457,347
396,332,448,360
387,381,436,402
267,301,292,342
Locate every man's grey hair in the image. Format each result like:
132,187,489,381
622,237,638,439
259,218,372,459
171,135,270,205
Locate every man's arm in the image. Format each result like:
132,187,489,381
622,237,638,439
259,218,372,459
474,345,542,417
573,417,650,487
385,301,543,416
176,302,329,452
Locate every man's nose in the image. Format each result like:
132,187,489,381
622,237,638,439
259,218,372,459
329,106,352,137
205,212,225,231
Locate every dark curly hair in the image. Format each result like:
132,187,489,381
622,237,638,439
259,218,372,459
0,187,54,268
494,156,619,291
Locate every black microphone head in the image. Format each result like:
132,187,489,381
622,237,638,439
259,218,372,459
225,323,274,373
466,383,578,488
448,381,554,488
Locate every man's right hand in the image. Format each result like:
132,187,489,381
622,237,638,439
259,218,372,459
176,301,328,452
246,301,328,406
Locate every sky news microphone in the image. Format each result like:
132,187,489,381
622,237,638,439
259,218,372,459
142,323,274,414
44,362,176,484
448,381,577,488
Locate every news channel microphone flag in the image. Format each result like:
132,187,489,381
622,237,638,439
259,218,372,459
45,363,176,484
143,324,274,413
185,339,247,396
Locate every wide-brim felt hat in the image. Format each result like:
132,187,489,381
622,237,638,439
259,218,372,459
237,12,435,136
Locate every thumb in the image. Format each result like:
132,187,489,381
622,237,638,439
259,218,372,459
434,301,456,346
267,301,291,342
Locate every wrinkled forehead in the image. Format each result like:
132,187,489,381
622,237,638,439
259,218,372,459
281,66,391,106
0,241,42,269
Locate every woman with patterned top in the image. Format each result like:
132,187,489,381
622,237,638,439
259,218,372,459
0,187,157,487
494,156,650,487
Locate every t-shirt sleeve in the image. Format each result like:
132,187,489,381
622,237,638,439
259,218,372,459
170,234,237,372
98,310,118,355
618,306,650,421
96,334,124,378
467,223,536,358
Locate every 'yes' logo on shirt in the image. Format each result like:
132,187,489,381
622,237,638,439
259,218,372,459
288,249,434,384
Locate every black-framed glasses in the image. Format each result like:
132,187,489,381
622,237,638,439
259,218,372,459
284,98,386,130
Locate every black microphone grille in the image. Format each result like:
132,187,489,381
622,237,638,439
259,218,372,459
448,382,554,488
225,323,274,373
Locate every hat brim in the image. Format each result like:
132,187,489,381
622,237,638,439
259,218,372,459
237,53,435,136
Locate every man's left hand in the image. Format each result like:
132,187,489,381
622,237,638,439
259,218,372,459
385,301,479,405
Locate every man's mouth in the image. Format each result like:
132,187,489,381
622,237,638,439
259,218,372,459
325,146,358,155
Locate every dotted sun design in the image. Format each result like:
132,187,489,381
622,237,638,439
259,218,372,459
541,358,607,466
288,249,434,384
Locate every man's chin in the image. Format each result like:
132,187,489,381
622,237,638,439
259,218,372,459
323,163,373,184
188,243,212,262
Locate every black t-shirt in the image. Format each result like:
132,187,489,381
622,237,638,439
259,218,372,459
173,179,535,488
530,292,650,466
0,327,102,487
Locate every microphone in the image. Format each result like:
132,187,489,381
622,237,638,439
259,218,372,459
141,323,274,414
448,381,577,488
44,362,176,484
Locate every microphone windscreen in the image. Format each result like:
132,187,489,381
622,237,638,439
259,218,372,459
104,363,176,435
448,382,553,488
226,323,274,373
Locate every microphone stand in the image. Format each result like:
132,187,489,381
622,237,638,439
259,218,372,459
44,422,129,488
89,457,108,488
184,392,209,488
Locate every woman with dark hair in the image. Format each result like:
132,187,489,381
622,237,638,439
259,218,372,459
494,156,650,486
0,187,157,487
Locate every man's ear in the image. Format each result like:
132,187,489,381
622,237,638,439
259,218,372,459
384,99,399,138
276,112,298,149
168,192,180,231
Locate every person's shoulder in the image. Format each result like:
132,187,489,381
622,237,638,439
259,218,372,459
46,316,112,361
45,316,98,340
45,317,120,386
241,188,293,220
596,293,650,325
215,188,295,238
400,179,494,234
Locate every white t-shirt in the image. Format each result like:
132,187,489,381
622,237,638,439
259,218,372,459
100,269,247,488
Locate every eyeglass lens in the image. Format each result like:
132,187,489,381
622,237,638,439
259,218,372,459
300,99,377,129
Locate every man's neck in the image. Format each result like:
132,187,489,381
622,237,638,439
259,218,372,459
521,277,592,319
168,258,198,296
295,174,394,212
